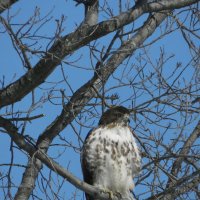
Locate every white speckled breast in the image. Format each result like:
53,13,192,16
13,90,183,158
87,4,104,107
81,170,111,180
81,125,141,194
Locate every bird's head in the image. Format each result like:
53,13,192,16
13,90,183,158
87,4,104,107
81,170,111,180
98,106,130,126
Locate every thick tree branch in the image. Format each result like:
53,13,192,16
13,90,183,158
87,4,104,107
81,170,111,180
0,1,199,200
0,116,125,200
37,12,168,150
3,111,198,200
0,0,198,108
15,12,168,200
144,0,199,12
0,117,36,154
0,0,19,14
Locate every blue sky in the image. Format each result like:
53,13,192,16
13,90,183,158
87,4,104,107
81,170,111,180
0,1,199,199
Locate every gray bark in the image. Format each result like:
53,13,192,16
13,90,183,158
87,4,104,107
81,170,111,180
0,0,19,13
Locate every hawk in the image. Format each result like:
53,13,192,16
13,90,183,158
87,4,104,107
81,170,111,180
81,106,141,200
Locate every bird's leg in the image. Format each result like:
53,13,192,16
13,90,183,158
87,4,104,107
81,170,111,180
100,188,114,199
108,190,114,199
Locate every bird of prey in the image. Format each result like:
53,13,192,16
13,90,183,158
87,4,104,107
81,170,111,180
81,106,141,200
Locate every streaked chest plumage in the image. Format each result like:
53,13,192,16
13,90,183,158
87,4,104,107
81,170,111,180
81,125,141,194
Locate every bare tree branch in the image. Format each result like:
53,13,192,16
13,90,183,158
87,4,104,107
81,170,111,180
146,169,200,200
0,0,19,14
0,0,198,108
144,0,199,11
163,120,200,199
0,116,129,200
1,1,199,199
170,120,200,176
13,12,167,200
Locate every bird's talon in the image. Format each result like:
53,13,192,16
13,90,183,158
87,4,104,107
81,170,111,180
101,189,113,199
109,191,114,199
